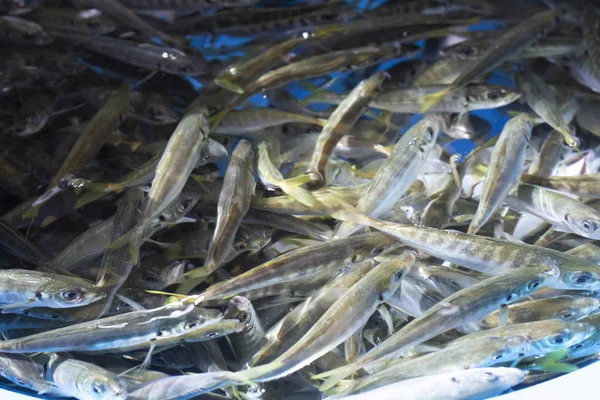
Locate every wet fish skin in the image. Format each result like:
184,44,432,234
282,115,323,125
0,353,49,393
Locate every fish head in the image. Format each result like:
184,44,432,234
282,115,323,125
553,297,600,322
467,368,525,392
557,261,600,291
78,370,128,400
140,94,180,125
12,110,48,137
525,321,596,356
565,214,600,240
0,354,47,392
234,227,273,255
166,307,224,339
440,42,484,60
46,278,107,308
227,296,255,330
464,85,521,109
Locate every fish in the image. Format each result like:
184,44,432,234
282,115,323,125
237,253,415,382
226,296,265,362
316,265,557,388
421,8,557,111
468,114,533,234
0,269,106,312
306,72,386,187
205,139,255,274
109,106,209,264
0,302,236,353
334,115,443,238
505,184,600,240
183,232,400,301
305,84,521,113
44,354,128,400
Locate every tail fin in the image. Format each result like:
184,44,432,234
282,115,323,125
420,87,451,113
279,174,319,207
312,363,362,391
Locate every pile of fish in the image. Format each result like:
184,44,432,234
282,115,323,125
5,0,600,399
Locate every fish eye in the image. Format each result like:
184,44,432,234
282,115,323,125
572,272,593,285
581,219,597,232
424,127,434,141
572,343,585,349
486,91,500,100
460,47,475,56
371,246,384,255
393,269,404,282
239,312,249,323
146,107,163,118
179,200,192,212
548,334,567,345
561,312,574,319
483,372,498,382
492,353,504,360
235,241,248,250
61,289,83,301
143,272,159,282
207,332,219,338
91,383,105,395
525,278,542,291
185,317,205,329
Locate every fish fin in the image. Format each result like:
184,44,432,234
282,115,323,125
145,290,189,299
214,77,245,94
420,87,451,113
527,361,579,374
115,294,146,311
141,340,156,370
279,177,318,207
176,267,211,294
329,197,375,228
0,299,36,314
38,384,65,396
532,348,569,364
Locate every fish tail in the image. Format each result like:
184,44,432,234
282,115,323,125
279,175,318,207
330,198,374,228
420,87,451,113
312,364,360,391
316,118,329,126
214,77,245,94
